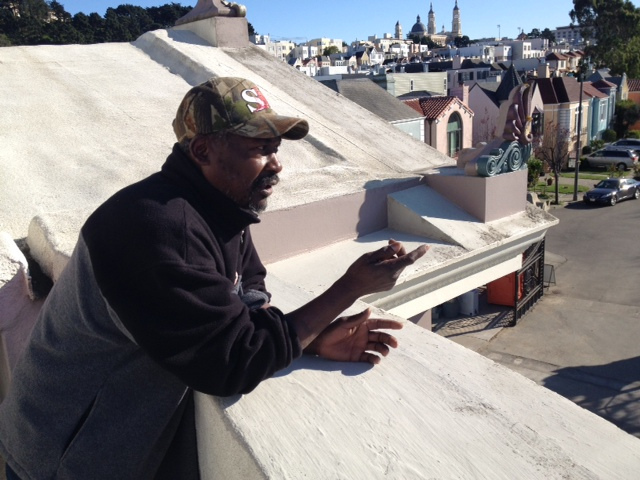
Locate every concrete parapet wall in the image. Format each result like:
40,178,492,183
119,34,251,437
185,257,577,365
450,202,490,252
5,217,640,478
0,232,40,399
193,276,640,479
27,212,89,283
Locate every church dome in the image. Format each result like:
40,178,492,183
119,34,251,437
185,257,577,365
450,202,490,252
410,15,428,36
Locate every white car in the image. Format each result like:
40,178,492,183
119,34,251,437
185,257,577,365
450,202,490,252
582,149,638,170
606,138,640,152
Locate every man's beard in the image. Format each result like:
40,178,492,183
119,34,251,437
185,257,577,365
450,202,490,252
248,173,279,214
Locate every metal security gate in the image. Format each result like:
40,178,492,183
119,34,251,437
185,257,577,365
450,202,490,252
510,238,546,326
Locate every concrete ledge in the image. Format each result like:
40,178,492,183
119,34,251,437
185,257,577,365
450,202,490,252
527,191,551,211
0,232,32,304
194,276,640,479
27,211,89,283
0,233,39,397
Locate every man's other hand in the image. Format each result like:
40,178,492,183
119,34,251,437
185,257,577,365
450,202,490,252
339,240,428,298
305,308,403,365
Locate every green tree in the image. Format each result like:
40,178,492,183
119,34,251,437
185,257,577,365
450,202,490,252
527,28,541,38
407,33,436,48
613,100,640,138
533,123,572,204
322,45,340,56
17,0,48,19
570,0,640,76
87,12,107,43
453,35,470,48
0,5,19,44
146,3,191,28
48,1,71,22
540,28,556,43
71,12,96,43
0,2,194,45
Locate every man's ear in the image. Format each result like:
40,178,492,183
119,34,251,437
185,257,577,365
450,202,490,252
189,135,210,166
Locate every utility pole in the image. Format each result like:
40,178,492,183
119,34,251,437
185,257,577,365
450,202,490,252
573,60,584,201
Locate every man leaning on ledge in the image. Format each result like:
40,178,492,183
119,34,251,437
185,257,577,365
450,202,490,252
0,77,427,479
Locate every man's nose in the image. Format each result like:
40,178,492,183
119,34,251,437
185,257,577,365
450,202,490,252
265,153,283,173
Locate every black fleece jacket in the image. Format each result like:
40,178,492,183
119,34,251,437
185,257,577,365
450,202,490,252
84,144,303,395
0,145,305,480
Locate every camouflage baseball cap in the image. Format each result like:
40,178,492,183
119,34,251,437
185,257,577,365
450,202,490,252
173,77,309,142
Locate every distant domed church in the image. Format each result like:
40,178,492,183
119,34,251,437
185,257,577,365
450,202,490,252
406,1,462,46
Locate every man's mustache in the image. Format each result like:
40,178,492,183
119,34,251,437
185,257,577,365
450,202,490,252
253,174,279,190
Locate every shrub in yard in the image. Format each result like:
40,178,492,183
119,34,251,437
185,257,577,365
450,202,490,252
627,130,640,139
607,163,625,178
590,139,605,151
582,145,592,154
527,157,543,188
602,129,617,142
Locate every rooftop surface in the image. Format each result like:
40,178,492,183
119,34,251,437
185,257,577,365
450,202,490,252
0,29,453,240
1,18,639,479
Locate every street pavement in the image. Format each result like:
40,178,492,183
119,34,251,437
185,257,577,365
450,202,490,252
447,176,640,438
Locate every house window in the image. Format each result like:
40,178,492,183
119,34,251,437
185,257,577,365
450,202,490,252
531,112,543,135
410,80,414,91
447,112,463,157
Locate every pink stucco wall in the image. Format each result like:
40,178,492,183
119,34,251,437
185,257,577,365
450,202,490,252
469,88,499,147
428,105,474,158
425,169,527,222
252,178,423,263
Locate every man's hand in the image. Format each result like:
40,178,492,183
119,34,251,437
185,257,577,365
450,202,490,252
285,239,427,349
338,240,429,298
305,308,403,365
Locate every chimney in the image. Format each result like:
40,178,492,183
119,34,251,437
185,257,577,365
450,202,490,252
537,62,550,79
450,83,469,104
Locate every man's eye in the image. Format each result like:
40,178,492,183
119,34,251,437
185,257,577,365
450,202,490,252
258,146,278,155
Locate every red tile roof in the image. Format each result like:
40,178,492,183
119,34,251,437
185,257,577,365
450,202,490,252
583,82,608,99
546,52,568,61
403,98,423,115
402,96,472,120
627,78,640,92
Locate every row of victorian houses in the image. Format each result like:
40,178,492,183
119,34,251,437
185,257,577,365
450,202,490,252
308,54,633,167
252,30,640,165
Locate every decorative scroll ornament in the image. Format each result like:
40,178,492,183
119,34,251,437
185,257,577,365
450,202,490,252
475,140,532,177
468,83,534,177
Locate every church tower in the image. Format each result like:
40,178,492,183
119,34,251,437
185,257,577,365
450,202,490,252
395,20,402,39
452,0,462,37
428,2,436,35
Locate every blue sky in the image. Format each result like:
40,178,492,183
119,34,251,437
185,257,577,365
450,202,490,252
59,1,640,43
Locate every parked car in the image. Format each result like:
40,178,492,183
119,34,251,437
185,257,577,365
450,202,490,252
583,178,640,206
606,138,640,153
581,149,638,171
